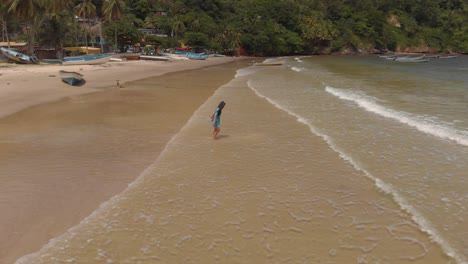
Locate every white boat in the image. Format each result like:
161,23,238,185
140,55,171,61
62,54,111,65
161,53,190,60
394,55,426,61
109,57,125,62
438,55,457,59
393,55,429,63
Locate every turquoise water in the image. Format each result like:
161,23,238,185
17,56,467,263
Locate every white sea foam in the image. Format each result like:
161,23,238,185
325,86,468,147
235,67,256,78
290,67,304,72
247,80,465,264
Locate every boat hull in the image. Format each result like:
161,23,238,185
59,70,84,86
0,47,33,64
62,54,111,65
140,55,171,61
120,54,140,60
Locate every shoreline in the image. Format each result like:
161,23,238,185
0,57,249,264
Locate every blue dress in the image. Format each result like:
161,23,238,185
212,108,221,128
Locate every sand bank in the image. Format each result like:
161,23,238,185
0,57,241,119
0,57,248,264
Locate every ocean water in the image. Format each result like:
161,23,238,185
17,56,467,263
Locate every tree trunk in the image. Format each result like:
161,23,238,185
114,27,117,52
99,21,103,54
3,20,10,48
85,16,89,54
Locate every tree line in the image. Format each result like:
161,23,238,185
1,0,467,56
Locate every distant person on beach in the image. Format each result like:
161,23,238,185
211,101,226,139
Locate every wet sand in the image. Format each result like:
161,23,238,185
0,57,249,263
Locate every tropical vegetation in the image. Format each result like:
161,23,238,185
1,0,467,56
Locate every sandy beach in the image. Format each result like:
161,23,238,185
0,57,242,119
0,56,248,263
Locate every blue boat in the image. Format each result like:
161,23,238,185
59,70,84,86
175,51,208,60
187,53,208,60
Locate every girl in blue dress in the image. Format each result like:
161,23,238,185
211,101,226,139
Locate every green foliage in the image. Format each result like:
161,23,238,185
143,34,163,47
184,31,208,51
103,16,142,52
38,16,74,49
3,0,468,55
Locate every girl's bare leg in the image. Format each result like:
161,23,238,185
213,128,220,139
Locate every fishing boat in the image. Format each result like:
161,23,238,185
0,47,36,64
62,54,111,65
160,53,189,61
139,55,171,61
174,51,208,60
59,70,84,86
392,55,429,63
41,58,63,64
438,55,457,59
109,57,125,62
186,53,208,60
119,53,140,60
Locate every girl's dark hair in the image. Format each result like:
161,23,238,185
218,101,226,110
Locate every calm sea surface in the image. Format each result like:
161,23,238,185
17,56,467,263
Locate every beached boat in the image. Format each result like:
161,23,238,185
173,51,208,60
253,60,285,66
41,58,63,64
186,53,208,60
139,55,171,61
119,54,140,60
438,55,457,59
109,57,125,62
59,70,84,86
0,47,37,64
160,53,190,61
62,54,111,65
393,55,429,63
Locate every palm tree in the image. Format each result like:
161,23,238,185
103,0,125,21
40,0,74,16
7,0,43,55
1,1,11,47
75,0,96,54
40,0,74,57
103,0,125,52
171,17,185,38
216,24,241,55
170,17,185,49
